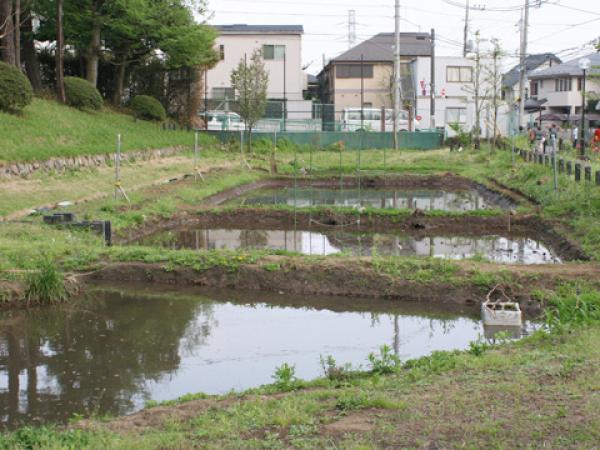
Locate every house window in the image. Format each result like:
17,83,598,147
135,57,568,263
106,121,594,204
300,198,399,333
212,87,234,100
219,45,225,60
446,66,472,83
445,107,467,124
530,81,538,97
263,44,286,60
336,64,374,78
577,77,582,91
555,78,572,92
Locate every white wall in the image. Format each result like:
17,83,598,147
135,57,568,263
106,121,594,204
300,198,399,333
206,33,304,101
413,56,488,134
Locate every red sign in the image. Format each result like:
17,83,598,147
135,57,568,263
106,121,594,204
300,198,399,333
416,115,422,121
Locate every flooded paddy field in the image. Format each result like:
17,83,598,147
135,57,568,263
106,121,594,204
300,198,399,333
0,285,538,429
206,174,518,212
136,228,561,264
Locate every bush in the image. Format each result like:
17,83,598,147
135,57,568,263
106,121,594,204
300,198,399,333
64,76,103,110
0,61,33,112
130,95,166,121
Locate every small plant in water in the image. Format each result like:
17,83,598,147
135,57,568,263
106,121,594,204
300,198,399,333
24,257,68,305
272,362,297,391
368,345,400,374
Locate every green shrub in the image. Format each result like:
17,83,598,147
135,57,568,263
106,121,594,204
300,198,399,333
130,95,166,121
64,76,103,110
24,257,68,305
0,61,33,112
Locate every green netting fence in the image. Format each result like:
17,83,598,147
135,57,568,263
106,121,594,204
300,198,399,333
203,130,443,150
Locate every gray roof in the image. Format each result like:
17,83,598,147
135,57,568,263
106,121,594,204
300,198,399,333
529,52,600,80
502,53,561,88
214,24,303,35
332,32,431,63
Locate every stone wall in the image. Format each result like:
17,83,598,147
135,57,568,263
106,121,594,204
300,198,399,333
0,146,186,179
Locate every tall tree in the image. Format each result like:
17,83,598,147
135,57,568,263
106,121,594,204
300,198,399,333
14,0,20,68
230,49,269,152
22,4,42,90
56,0,65,102
0,0,16,65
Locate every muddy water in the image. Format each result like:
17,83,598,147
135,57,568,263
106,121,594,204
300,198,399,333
228,187,511,212
137,229,561,264
0,287,537,428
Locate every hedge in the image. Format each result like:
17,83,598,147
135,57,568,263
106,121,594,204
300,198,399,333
0,62,33,112
130,95,166,121
64,77,103,111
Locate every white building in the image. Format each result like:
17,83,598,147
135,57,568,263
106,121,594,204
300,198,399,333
206,24,306,107
413,56,486,133
499,53,561,133
528,52,600,122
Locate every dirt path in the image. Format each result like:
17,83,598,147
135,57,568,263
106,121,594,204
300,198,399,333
1,159,238,221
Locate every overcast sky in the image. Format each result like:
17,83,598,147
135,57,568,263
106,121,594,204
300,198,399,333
205,0,600,75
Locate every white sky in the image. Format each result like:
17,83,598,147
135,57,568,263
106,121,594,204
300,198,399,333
205,0,600,75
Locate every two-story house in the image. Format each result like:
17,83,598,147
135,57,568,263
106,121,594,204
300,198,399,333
317,32,432,124
205,24,306,117
317,33,490,133
528,52,600,123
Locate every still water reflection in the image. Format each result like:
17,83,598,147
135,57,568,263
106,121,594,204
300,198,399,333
0,288,533,428
138,229,561,264
229,187,509,212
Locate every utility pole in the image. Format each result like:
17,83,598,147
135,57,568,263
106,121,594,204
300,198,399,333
430,28,436,130
474,31,481,150
518,0,529,129
463,0,470,57
394,0,401,150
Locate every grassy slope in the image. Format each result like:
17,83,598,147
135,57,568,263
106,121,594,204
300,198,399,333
0,99,205,163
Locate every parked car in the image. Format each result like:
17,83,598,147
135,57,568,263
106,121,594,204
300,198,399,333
199,111,246,131
341,107,419,132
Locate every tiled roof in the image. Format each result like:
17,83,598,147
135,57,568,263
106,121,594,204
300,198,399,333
332,32,431,62
502,53,561,87
214,24,304,35
528,52,600,79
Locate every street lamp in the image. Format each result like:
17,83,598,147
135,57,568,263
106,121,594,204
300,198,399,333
578,57,591,156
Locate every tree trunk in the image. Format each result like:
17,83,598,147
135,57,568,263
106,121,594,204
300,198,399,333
56,0,66,103
0,0,16,65
187,66,204,126
22,12,42,91
14,0,20,68
112,52,128,105
86,21,101,87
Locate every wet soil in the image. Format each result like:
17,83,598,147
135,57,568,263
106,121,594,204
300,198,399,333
85,257,600,315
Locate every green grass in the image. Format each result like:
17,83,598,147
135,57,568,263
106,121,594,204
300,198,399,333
0,98,212,163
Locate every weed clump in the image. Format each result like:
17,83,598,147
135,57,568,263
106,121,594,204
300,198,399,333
368,345,400,374
272,362,298,391
24,258,68,305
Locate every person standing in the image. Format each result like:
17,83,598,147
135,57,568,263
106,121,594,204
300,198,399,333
572,125,579,149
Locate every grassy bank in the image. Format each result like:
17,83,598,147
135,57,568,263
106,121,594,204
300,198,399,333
0,98,212,163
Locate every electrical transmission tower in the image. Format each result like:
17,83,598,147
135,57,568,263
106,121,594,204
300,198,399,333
348,10,357,49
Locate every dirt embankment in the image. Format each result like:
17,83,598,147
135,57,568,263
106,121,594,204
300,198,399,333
84,257,600,314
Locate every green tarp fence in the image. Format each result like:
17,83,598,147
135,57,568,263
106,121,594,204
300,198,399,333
203,130,443,150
